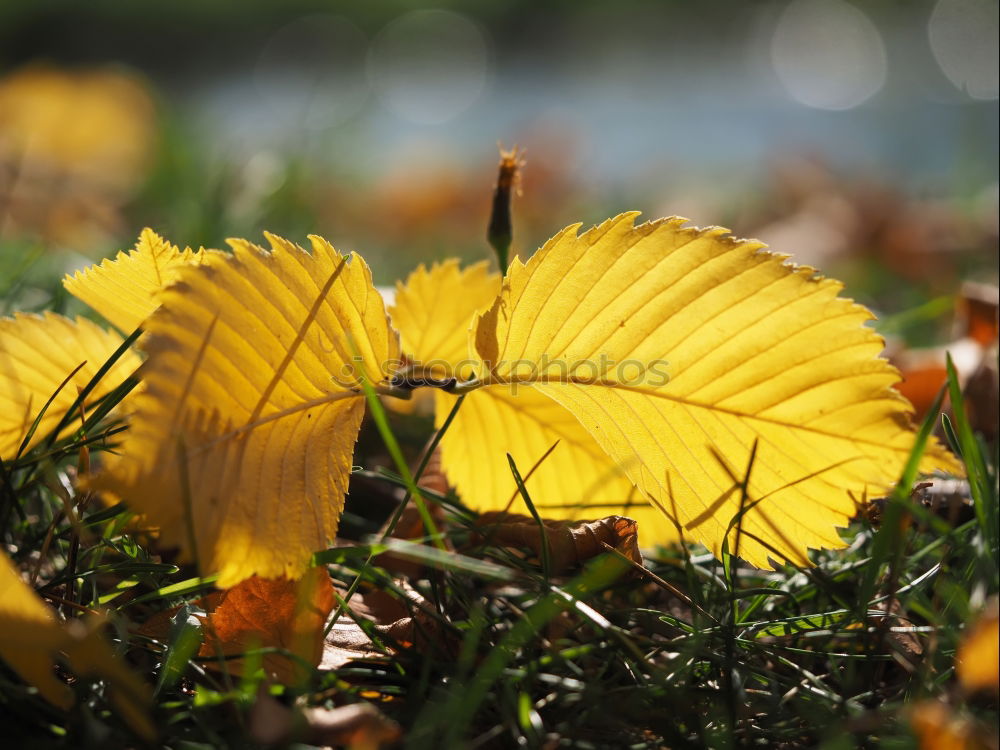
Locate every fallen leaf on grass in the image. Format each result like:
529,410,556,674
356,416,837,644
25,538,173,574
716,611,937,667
322,581,455,670
0,312,140,458
470,213,960,567
957,598,999,696
959,282,1000,348
250,690,401,749
63,228,206,334
141,567,334,684
92,235,400,586
81,213,961,584
199,567,334,684
391,259,678,543
322,618,388,671
963,344,998,441
476,512,642,573
0,550,153,739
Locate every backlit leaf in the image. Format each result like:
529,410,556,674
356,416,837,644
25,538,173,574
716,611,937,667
63,228,205,334
0,312,140,458
92,234,400,586
391,259,497,377
432,386,677,540
0,550,153,739
391,261,674,539
471,213,961,567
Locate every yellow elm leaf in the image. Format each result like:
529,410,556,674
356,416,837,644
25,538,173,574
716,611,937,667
433,388,679,542
392,261,674,539
92,234,400,587
0,312,140,459
390,259,499,377
0,551,153,739
472,213,961,568
63,227,205,333
382,260,499,416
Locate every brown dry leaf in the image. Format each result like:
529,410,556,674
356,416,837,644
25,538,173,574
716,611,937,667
321,617,386,671
871,596,923,664
476,512,642,574
321,581,454,670
201,568,334,684
321,584,402,671
957,599,1000,696
250,690,401,749
140,568,335,684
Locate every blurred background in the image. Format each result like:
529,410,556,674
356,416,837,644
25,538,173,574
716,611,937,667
1,0,997,344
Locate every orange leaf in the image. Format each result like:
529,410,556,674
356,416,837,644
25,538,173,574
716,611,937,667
910,700,990,750
957,599,1000,696
196,567,334,684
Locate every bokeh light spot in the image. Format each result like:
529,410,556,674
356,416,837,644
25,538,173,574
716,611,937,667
255,15,369,130
367,10,489,125
929,0,999,100
771,0,887,111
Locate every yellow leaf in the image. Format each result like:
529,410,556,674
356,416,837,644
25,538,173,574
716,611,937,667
0,65,155,191
433,387,678,540
957,600,999,695
471,213,960,568
0,550,153,739
63,228,205,334
383,260,497,416
93,234,400,587
0,312,141,459
391,259,498,377
392,261,675,539
910,700,983,750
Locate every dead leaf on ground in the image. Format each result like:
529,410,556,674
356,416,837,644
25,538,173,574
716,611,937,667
141,567,334,685
321,581,457,670
871,596,924,665
321,616,387,671
250,689,401,749
858,479,974,529
475,512,642,574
